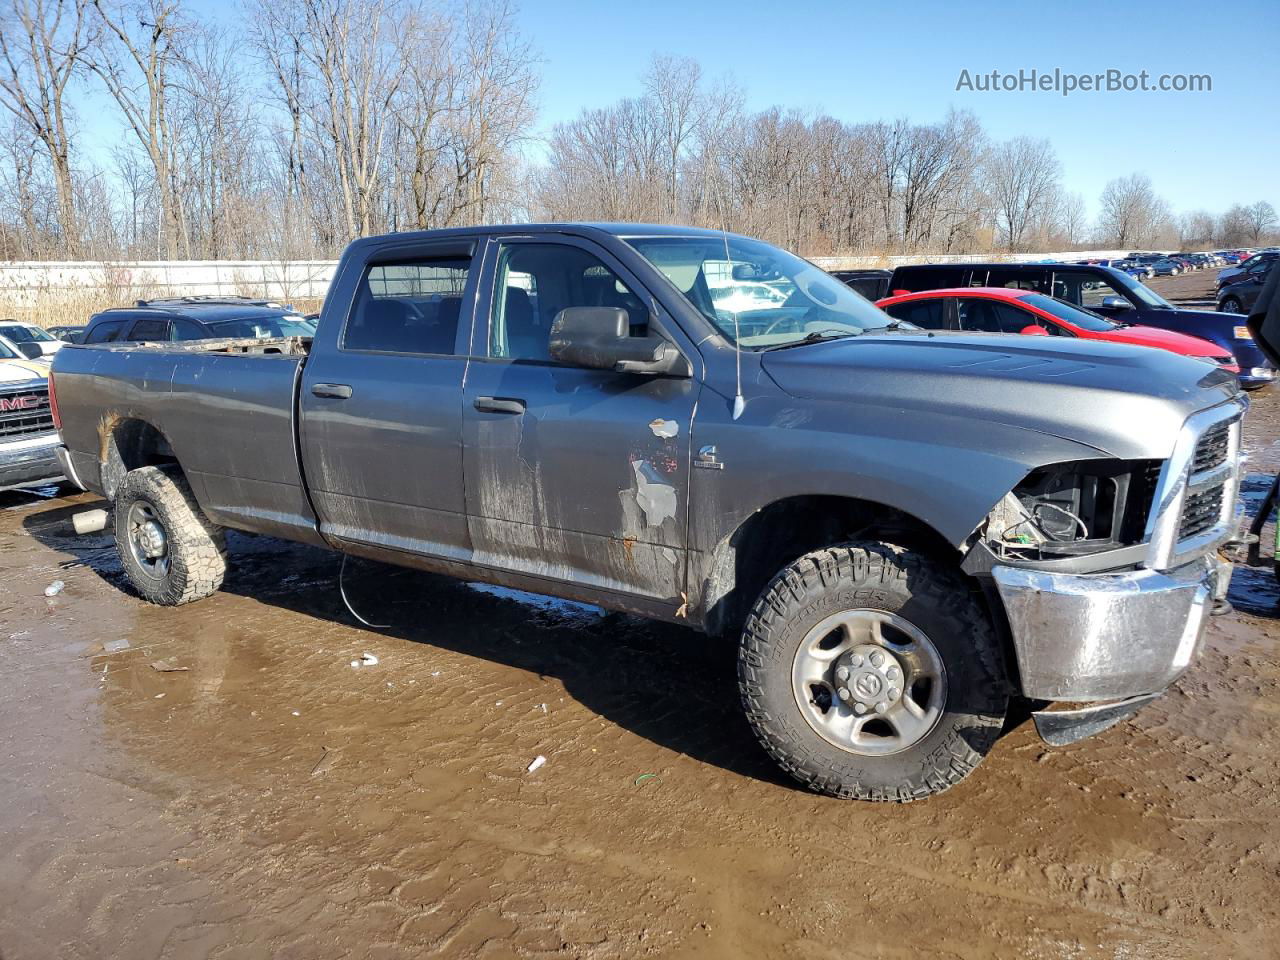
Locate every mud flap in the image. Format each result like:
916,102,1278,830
1032,692,1162,747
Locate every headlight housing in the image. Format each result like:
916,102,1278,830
1233,325,1252,340
984,459,1163,560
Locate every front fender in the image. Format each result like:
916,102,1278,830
688,395,1110,561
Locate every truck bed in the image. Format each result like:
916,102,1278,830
53,337,320,545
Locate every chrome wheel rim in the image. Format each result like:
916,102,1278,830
791,610,947,756
126,500,170,580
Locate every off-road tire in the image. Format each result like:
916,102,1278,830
739,542,1008,801
114,466,227,605
1220,297,1242,314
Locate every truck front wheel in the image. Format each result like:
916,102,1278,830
114,466,227,605
739,542,1008,801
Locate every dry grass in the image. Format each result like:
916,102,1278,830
0,271,325,329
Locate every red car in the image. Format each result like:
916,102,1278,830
875,287,1239,373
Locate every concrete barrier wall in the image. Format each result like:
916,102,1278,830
0,250,1145,306
0,260,339,306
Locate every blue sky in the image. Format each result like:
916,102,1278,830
515,0,1278,218
82,0,1279,221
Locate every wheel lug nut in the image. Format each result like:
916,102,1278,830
874,701,888,714
854,702,868,715
888,687,900,700
887,666,900,681
870,651,885,667
836,687,851,701
850,654,864,667
835,666,850,681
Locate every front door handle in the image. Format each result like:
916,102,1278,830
311,382,353,399
474,396,526,415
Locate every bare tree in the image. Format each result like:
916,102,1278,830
83,0,191,257
0,0,93,254
984,136,1061,251
1097,173,1168,247
1244,201,1278,245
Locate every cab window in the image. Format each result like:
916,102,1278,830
883,299,946,330
86,319,127,343
128,318,170,341
956,299,1038,334
982,268,1052,294
1052,271,1133,309
489,243,647,363
343,258,471,355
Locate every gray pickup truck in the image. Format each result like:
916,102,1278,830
51,224,1245,801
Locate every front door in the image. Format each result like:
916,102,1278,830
461,236,699,608
299,239,479,560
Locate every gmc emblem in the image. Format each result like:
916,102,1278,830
0,395,42,412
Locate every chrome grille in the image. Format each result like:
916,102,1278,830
1178,485,1224,540
1147,399,1245,570
0,385,54,439
1191,420,1230,474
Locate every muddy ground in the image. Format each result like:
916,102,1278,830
3,268,1279,960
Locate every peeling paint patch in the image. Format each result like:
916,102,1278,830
632,460,677,527
662,547,677,564
649,418,679,439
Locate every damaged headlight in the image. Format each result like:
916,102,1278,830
985,458,1163,560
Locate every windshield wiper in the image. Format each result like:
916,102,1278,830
859,320,906,333
763,329,860,351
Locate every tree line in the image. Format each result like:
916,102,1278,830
1,0,1276,263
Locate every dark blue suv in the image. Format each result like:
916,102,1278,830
887,262,1274,389
82,297,317,345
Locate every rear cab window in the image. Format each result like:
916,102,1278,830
343,259,472,355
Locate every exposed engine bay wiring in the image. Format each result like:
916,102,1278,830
339,554,391,629
990,494,1091,561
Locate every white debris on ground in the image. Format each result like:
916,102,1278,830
350,652,379,668
526,755,547,773
44,580,65,597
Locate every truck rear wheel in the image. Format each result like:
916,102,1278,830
114,466,227,605
738,542,1008,801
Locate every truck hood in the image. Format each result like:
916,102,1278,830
760,331,1240,460
0,358,50,384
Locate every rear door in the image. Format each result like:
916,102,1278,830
298,238,479,561
460,234,699,607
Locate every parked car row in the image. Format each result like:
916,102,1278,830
822,260,1273,390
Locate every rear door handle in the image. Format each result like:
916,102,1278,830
474,396,526,415
311,383,353,399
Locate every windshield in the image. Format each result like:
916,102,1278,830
205,314,317,339
0,338,16,359
624,235,894,349
1021,294,1119,333
0,324,53,343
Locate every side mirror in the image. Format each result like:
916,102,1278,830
14,341,44,360
1019,325,1050,337
548,307,691,376
1100,296,1132,310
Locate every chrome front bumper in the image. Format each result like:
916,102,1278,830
0,432,63,492
992,556,1222,701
